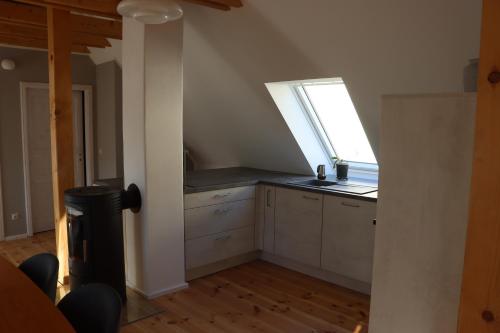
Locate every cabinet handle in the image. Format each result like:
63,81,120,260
215,234,231,241
266,189,271,207
341,202,360,208
214,208,232,215
213,193,231,199
303,195,319,201
373,219,377,225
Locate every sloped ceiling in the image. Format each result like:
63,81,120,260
182,0,481,175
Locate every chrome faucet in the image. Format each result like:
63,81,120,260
317,165,326,180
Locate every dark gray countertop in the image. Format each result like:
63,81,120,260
185,167,377,202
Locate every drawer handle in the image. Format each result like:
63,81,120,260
341,202,360,208
214,208,232,215
213,193,231,199
215,234,231,241
303,195,319,201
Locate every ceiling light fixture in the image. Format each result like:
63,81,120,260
1,59,16,71
117,0,183,24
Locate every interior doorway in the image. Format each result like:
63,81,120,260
20,82,94,235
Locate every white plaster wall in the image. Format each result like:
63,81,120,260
122,18,147,292
96,61,123,180
89,39,122,67
182,0,481,174
122,18,186,297
266,82,334,175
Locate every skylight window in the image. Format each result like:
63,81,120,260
295,79,377,169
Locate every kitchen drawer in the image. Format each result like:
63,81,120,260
184,186,255,209
185,199,255,240
185,226,255,269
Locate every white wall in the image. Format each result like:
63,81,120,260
182,0,481,174
96,61,123,180
89,39,122,67
122,18,186,298
0,47,96,237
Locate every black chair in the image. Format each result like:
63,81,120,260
19,253,59,302
57,283,122,333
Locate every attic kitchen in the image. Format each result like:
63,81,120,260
181,83,476,333
0,0,489,332
183,165,377,292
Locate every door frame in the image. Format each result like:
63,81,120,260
20,82,94,236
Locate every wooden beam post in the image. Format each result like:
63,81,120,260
47,7,74,283
458,0,500,331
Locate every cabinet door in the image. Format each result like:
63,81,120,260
263,186,276,253
275,188,323,267
255,185,265,250
322,195,376,283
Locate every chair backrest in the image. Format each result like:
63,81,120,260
19,253,59,302
57,283,122,333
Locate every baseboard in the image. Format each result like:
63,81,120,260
126,281,145,297
127,281,189,300
260,251,372,295
186,251,260,281
145,282,189,299
4,233,27,241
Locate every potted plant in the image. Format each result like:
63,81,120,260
332,157,349,180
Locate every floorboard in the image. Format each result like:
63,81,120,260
0,232,370,332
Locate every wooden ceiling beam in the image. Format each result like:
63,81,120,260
71,14,121,39
0,34,90,53
0,1,122,39
72,31,111,48
0,21,111,48
10,0,243,17
181,0,230,11
13,0,121,19
207,0,242,7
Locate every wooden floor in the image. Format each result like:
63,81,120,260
0,231,56,266
0,232,370,333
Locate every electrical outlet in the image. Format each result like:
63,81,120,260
10,213,19,221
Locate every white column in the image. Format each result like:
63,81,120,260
122,18,186,298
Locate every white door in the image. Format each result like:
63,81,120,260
25,87,85,233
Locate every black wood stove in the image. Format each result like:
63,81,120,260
64,184,141,303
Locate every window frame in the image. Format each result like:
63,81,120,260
292,80,379,174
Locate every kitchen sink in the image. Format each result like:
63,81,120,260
291,179,337,187
289,179,377,195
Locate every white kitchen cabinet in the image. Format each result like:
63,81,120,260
185,199,255,240
255,185,276,252
275,187,323,267
185,226,255,269
321,195,376,283
263,185,276,253
184,186,255,209
255,185,265,250
184,186,256,275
